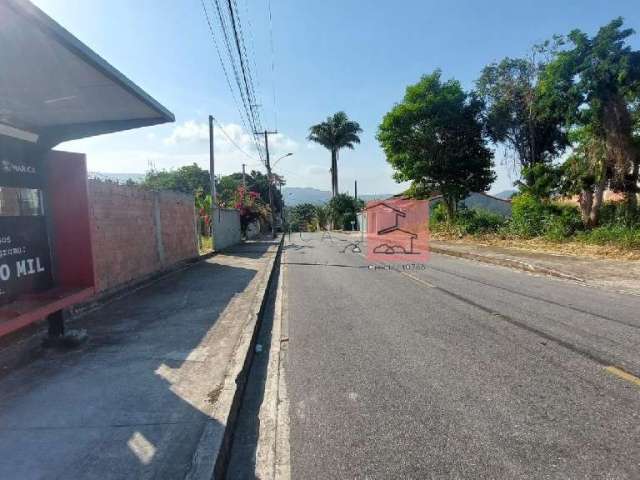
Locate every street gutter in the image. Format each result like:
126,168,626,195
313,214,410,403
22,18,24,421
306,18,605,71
186,235,284,480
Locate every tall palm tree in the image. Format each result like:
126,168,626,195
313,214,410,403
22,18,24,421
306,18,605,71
308,111,362,197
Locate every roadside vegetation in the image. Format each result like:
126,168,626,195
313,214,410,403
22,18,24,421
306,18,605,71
288,194,363,232
141,163,281,244
378,18,640,257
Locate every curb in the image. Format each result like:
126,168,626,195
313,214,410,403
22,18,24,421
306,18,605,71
429,245,585,283
186,236,284,480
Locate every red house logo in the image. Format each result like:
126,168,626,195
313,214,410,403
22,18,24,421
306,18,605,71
365,199,429,262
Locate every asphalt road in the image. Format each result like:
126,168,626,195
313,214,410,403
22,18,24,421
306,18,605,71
283,231,640,479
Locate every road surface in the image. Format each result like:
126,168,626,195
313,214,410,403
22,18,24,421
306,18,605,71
282,231,640,479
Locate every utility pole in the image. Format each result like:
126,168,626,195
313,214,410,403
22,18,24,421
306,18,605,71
209,115,216,238
255,129,278,238
354,179,359,231
242,163,246,190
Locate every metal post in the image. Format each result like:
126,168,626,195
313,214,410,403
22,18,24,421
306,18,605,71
209,115,215,239
255,130,278,238
264,131,275,238
47,310,65,338
354,180,359,230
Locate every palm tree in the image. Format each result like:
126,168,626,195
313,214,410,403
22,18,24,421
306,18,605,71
308,111,362,197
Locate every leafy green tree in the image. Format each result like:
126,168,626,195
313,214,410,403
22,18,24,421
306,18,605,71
141,163,211,194
327,193,363,230
315,204,329,231
540,18,640,211
216,170,284,213
308,112,362,197
560,126,608,226
289,203,317,231
476,48,569,184
377,71,495,220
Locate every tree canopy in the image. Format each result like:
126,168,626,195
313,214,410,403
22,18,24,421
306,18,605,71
308,111,362,197
142,163,211,194
476,49,568,177
377,71,495,219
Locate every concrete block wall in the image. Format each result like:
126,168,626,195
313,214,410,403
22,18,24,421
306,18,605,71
88,181,199,293
213,207,241,250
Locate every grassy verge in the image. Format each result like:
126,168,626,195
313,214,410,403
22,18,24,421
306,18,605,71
430,196,640,260
199,235,213,255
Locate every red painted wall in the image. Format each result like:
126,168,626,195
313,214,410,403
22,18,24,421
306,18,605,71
46,151,95,289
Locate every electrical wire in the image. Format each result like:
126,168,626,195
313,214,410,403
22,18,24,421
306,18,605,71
267,0,278,130
199,0,251,136
212,116,258,162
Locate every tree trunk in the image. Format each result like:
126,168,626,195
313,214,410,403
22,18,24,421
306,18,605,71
330,149,337,197
603,95,635,192
589,176,606,227
443,195,456,222
579,189,594,228
624,158,639,213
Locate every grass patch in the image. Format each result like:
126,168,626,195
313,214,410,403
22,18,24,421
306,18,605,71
199,235,213,254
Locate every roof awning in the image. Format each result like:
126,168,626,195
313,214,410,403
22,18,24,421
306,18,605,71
0,0,174,148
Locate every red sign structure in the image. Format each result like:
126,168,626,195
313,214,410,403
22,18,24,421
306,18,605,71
365,199,429,263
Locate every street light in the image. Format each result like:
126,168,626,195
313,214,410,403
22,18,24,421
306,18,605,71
273,152,293,167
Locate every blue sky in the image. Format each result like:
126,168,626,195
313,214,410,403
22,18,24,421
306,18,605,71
33,0,640,195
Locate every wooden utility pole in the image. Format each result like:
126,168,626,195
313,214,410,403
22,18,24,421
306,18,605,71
255,130,278,238
209,115,216,238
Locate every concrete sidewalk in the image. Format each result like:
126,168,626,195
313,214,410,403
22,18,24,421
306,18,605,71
0,237,281,480
430,240,640,295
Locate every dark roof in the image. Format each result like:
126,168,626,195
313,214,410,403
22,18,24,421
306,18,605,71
0,0,174,147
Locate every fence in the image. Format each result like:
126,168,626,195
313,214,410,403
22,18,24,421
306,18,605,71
212,207,241,250
88,181,199,293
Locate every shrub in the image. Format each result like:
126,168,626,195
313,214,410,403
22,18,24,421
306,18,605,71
576,225,640,249
599,202,640,228
430,203,448,225
542,204,583,241
429,203,506,236
508,193,548,237
457,208,506,235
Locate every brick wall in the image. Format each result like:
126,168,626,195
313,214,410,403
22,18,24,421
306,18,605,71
88,181,198,293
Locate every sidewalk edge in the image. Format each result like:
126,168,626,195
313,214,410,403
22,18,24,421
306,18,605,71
429,245,585,283
186,236,284,480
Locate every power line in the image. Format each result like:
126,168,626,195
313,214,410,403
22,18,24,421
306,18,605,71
226,0,261,133
199,0,251,136
210,0,253,126
210,0,265,162
267,0,278,130
211,116,258,162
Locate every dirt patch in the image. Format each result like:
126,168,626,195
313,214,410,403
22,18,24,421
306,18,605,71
207,384,223,405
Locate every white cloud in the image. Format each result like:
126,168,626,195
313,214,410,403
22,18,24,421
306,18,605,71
163,120,298,160
306,165,328,176
163,120,209,145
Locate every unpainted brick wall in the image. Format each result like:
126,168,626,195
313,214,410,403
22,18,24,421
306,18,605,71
88,181,198,292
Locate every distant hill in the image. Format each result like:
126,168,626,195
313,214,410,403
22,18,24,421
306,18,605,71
89,172,145,184
282,187,393,206
493,189,517,200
